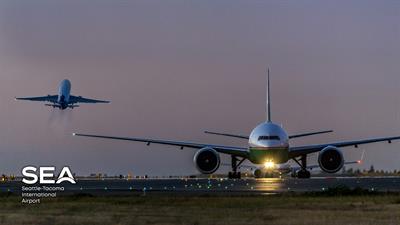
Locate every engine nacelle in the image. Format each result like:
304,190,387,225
318,146,344,173
193,147,220,174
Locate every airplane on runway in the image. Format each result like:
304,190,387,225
73,69,400,179
16,79,110,110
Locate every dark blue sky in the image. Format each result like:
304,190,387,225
0,1,399,175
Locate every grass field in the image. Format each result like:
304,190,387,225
0,192,399,225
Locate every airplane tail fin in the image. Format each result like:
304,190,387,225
266,68,271,122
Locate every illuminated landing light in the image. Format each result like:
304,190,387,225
357,160,362,164
264,161,275,169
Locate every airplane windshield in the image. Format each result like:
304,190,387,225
258,135,280,141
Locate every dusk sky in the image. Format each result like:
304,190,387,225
0,1,399,175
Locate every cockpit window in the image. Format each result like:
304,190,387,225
258,135,280,141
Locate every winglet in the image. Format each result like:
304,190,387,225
267,68,271,122
358,150,366,164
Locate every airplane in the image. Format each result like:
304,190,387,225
73,69,400,179
15,79,110,110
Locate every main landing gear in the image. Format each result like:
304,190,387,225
293,155,311,179
228,156,245,179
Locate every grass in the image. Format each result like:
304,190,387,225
0,192,399,225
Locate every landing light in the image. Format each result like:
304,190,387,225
264,161,275,169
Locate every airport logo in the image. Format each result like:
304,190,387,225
22,166,76,185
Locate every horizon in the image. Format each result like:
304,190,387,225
0,0,399,175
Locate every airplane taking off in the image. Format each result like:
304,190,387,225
16,79,110,110
73,69,400,179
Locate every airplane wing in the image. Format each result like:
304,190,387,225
72,133,249,158
15,95,58,103
289,136,400,158
69,95,110,104
204,130,333,140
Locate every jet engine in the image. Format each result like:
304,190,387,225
193,147,220,174
318,146,344,173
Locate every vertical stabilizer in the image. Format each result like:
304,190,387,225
267,68,271,122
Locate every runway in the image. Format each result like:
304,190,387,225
1,177,400,195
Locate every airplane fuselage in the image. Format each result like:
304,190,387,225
57,79,72,109
248,122,289,165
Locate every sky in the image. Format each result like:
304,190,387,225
0,0,399,176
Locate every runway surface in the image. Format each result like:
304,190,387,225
1,177,400,195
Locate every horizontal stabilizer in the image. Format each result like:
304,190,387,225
68,104,80,109
204,131,248,139
205,129,333,140
45,103,61,108
289,130,333,139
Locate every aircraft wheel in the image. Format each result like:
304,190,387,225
264,172,274,178
254,169,263,178
297,170,311,179
228,172,241,179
